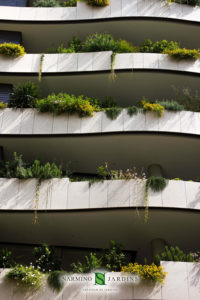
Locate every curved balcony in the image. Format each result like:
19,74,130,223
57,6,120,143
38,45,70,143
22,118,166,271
0,179,199,258
0,262,199,300
0,53,199,104
0,1,200,51
0,109,199,136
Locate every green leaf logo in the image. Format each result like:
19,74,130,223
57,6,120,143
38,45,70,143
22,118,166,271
95,272,106,285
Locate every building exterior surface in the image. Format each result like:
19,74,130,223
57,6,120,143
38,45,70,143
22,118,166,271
0,1,200,299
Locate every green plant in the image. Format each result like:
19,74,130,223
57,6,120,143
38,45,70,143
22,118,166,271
127,106,139,116
33,244,61,273
146,176,167,192
31,161,63,180
105,107,122,120
62,0,77,6
0,43,25,57
154,246,195,266
83,33,118,52
0,102,8,109
156,100,184,111
36,93,95,117
173,88,200,112
142,98,164,116
116,39,138,53
39,54,45,82
121,263,167,284
140,39,179,53
165,48,200,60
9,82,40,108
102,240,126,272
87,0,109,6
67,37,82,53
0,249,16,268
71,253,102,273
6,265,45,289
33,0,60,6
47,270,67,292
173,0,200,6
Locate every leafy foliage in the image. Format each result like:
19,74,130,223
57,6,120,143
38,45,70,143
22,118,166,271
154,246,195,265
83,33,118,52
173,0,200,6
9,82,40,108
156,100,184,111
47,270,67,292
71,253,102,273
127,106,139,116
140,39,179,53
102,240,126,271
0,249,16,268
0,43,25,57
36,93,95,117
0,152,63,179
6,265,45,289
146,176,167,192
165,48,200,60
121,263,167,284
33,244,61,273
87,0,109,6
33,0,60,6
105,107,122,120
116,39,138,53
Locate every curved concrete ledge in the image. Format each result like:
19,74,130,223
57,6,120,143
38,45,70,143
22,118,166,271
0,0,199,23
0,52,200,74
0,262,199,300
0,178,199,211
0,109,200,136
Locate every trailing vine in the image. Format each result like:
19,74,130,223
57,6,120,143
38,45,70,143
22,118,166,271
38,54,45,82
33,180,41,225
110,52,117,80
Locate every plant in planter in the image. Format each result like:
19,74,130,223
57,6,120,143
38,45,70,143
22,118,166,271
164,48,200,60
9,82,40,108
71,252,102,273
47,270,68,292
0,249,16,268
121,262,167,284
154,246,195,265
33,0,60,6
0,43,25,57
33,243,61,273
87,0,109,7
6,265,45,289
101,240,126,272
83,33,118,52
141,98,165,117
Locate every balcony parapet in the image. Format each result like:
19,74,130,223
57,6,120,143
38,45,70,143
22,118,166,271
0,53,200,74
0,108,200,136
0,0,199,23
0,178,199,211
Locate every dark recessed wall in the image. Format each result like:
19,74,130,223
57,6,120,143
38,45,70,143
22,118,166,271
0,30,22,44
0,0,27,6
0,83,13,103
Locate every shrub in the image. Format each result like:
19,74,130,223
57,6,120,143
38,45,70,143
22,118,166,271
71,253,102,273
33,0,60,7
48,271,67,292
62,0,77,6
156,100,184,111
6,265,45,289
33,244,61,273
0,152,63,179
154,246,195,266
0,249,15,268
140,39,179,53
146,176,167,192
165,48,200,60
87,0,109,6
0,102,7,109
105,107,122,120
36,93,95,117
121,263,167,284
173,88,200,112
46,44,68,54
66,37,82,53
9,82,40,108
102,240,126,272
83,33,118,52
116,39,138,53
127,106,139,116
174,0,200,6
142,98,164,116
0,43,25,57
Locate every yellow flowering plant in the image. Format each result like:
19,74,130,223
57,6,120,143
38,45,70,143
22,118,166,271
141,98,164,117
0,43,26,58
0,102,8,109
164,48,200,60
121,262,167,284
87,0,109,7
